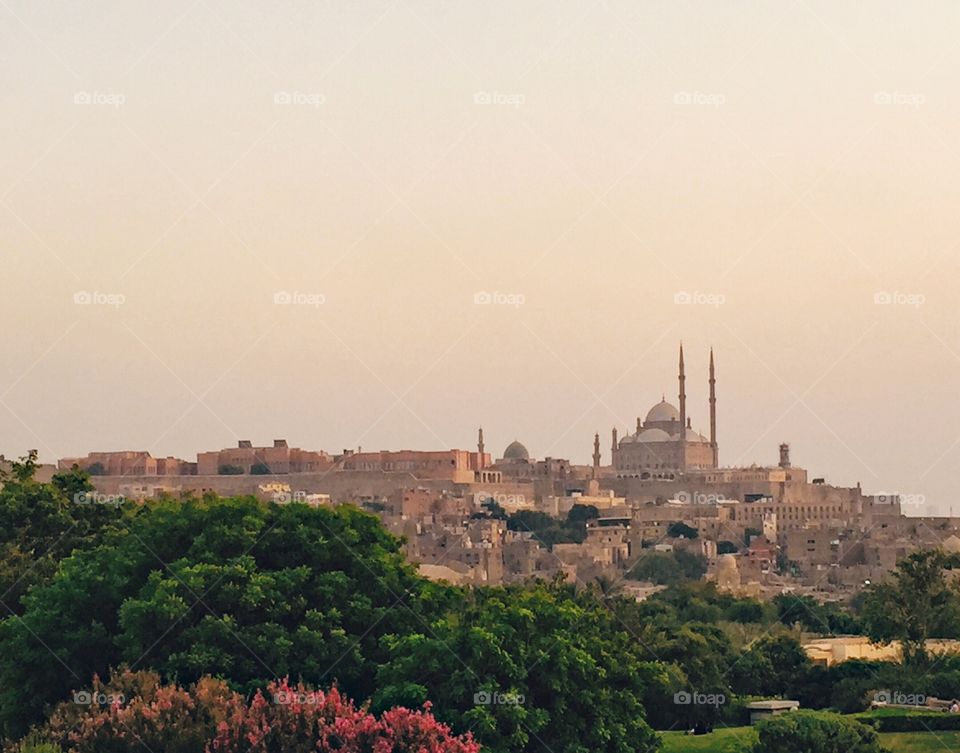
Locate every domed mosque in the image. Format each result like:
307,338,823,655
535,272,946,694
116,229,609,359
611,345,718,478
501,440,530,463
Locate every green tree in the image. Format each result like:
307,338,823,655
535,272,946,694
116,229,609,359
0,497,442,738
0,455,125,618
218,464,244,475
667,521,698,539
249,462,271,475
628,550,707,586
861,549,960,665
373,582,664,753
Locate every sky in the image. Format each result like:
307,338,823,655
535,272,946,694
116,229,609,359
2,1,960,514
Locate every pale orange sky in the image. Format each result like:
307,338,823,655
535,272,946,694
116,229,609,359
2,1,960,513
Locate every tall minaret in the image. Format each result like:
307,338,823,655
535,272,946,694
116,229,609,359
611,427,618,469
477,426,485,463
678,343,687,471
592,433,601,477
709,347,717,468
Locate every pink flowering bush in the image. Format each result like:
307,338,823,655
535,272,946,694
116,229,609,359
27,671,479,753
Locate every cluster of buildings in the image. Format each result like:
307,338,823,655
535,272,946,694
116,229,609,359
52,344,955,600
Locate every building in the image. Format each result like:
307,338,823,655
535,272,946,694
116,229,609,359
611,345,717,475
58,451,196,476
196,439,333,475
339,448,488,483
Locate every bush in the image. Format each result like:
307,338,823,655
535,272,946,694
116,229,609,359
751,710,887,753
27,669,479,753
859,709,960,732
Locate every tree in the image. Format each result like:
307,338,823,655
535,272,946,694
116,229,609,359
751,710,887,753
249,462,271,475
0,497,442,738
0,456,126,618
218,464,244,475
628,550,707,585
667,521,698,539
861,549,960,665
373,582,663,753
85,462,106,476
730,634,811,697
717,540,738,555
566,504,599,524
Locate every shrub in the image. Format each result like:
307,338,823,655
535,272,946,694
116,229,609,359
28,670,478,753
751,710,887,753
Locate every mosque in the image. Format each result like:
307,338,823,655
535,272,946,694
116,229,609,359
610,344,718,477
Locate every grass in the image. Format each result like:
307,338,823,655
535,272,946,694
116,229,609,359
659,725,960,752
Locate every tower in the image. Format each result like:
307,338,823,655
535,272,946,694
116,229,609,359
592,433,601,477
779,443,790,468
678,343,687,471
611,427,618,468
709,347,718,467
478,427,485,462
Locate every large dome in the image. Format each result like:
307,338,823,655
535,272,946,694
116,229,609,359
502,440,530,461
645,398,680,424
636,428,672,443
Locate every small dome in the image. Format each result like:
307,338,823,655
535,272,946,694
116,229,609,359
502,440,530,461
684,428,710,442
636,428,672,443
645,399,680,424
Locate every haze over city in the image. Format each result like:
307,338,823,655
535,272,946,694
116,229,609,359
3,1,960,512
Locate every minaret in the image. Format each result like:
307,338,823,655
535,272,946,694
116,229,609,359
678,343,687,471
592,433,601,477
478,426,485,465
611,427,618,469
709,347,717,468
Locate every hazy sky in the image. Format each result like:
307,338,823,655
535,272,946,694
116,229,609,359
2,1,960,513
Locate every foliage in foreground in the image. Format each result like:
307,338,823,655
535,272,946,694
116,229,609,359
16,669,478,753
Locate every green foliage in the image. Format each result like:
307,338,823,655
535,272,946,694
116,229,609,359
85,462,106,476
667,522,698,539
861,550,960,665
629,549,707,585
217,464,244,475
373,582,664,753
730,634,811,697
0,497,438,738
717,540,738,555
249,462,271,475
751,710,888,753
504,505,597,548
0,457,126,618
773,593,862,635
